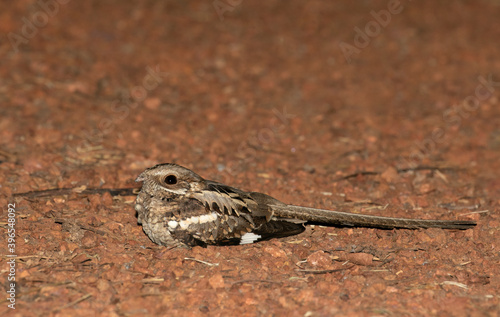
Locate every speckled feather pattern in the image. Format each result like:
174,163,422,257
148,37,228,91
134,163,476,248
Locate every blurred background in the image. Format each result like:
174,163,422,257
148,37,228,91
2,1,499,190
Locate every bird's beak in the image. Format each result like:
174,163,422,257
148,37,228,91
135,173,146,182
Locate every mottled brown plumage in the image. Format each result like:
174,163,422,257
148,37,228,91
134,163,476,248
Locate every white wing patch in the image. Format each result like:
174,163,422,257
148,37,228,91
168,220,179,230
168,212,219,231
239,232,262,245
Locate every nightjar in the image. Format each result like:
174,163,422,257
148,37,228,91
134,163,476,248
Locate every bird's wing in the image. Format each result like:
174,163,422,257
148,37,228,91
188,181,260,217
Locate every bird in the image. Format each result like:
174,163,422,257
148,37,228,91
134,163,476,248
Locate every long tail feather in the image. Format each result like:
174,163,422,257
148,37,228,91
270,205,476,230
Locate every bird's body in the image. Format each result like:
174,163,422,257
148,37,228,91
134,163,476,248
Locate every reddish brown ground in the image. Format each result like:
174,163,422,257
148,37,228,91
1,1,499,316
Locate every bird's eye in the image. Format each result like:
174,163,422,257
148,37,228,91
165,175,177,185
